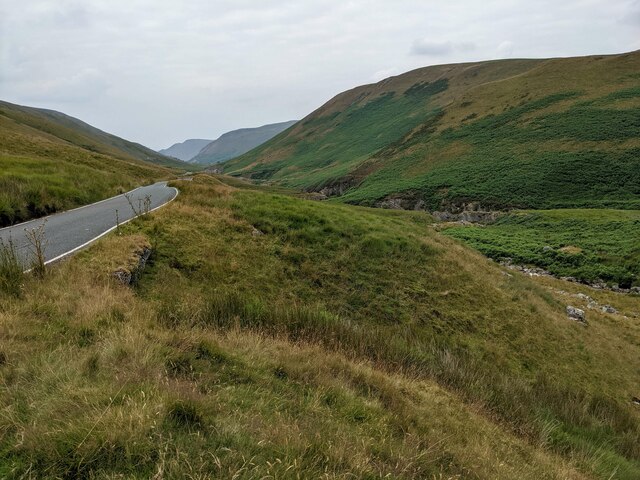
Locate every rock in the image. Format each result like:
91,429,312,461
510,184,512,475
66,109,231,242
561,276,578,283
601,305,617,314
113,246,152,286
431,209,502,224
377,198,405,210
315,178,358,198
251,227,264,237
630,287,640,294
575,293,593,302
566,306,586,324
543,245,553,252
633,397,640,406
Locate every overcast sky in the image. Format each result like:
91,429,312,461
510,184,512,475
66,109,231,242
1,0,639,150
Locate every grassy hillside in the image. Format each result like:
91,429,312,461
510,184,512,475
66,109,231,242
443,209,640,288
1,175,638,478
0,101,185,169
0,101,182,227
223,51,640,211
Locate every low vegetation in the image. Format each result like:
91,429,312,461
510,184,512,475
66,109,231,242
1,175,638,478
443,209,640,287
224,51,640,212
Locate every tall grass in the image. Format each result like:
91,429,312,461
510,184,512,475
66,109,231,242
156,289,640,474
0,237,23,296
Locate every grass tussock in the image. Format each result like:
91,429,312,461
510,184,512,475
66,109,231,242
0,238,23,297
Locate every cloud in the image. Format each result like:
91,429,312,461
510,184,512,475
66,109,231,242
410,39,454,56
0,0,637,149
496,40,515,57
410,39,477,56
621,0,640,25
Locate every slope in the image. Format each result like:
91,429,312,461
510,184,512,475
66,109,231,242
159,138,212,161
191,120,297,165
2,174,639,478
223,51,640,211
0,101,185,169
0,101,180,227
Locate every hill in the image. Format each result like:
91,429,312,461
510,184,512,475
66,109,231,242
158,138,212,161
0,101,185,169
191,120,297,165
0,100,182,226
222,51,640,212
1,174,638,478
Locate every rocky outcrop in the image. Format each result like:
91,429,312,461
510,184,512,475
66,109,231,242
113,246,152,286
375,196,503,224
432,209,503,223
317,179,357,197
431,202,503,224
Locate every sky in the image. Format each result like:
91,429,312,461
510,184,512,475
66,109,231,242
1,0,639,150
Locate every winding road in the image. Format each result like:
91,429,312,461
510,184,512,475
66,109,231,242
0,181,178,268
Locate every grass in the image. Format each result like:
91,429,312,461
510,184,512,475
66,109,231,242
0,110,175,226
442,209,640,287
339,90,640,210
2,175,637,478
0,239,23,297
224,51,640,212
0,100,186,169
226,80,447,190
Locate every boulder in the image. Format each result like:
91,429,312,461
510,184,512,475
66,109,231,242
601,305,617,314
566,306,586,324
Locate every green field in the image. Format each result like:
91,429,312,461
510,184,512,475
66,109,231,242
443,209,640,287
2,176,638,478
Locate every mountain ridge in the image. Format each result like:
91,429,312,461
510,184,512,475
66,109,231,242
190,120,297,164
159,138,213,162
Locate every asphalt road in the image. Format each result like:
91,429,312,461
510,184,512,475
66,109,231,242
0,182,178,268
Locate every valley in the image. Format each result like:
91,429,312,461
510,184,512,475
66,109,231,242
0,47,639,479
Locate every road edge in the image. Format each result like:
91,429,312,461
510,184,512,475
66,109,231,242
21,185,179,272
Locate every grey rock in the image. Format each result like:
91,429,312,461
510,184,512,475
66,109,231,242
251,227,265,237
543,246,553,252
567,306,586,324
113,247,151,286
575,293,593,302
601,305,617,314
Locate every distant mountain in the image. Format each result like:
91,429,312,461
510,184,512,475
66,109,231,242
223,50,640,211
190,120,297,164
0,100,185,168
159,138,212,161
